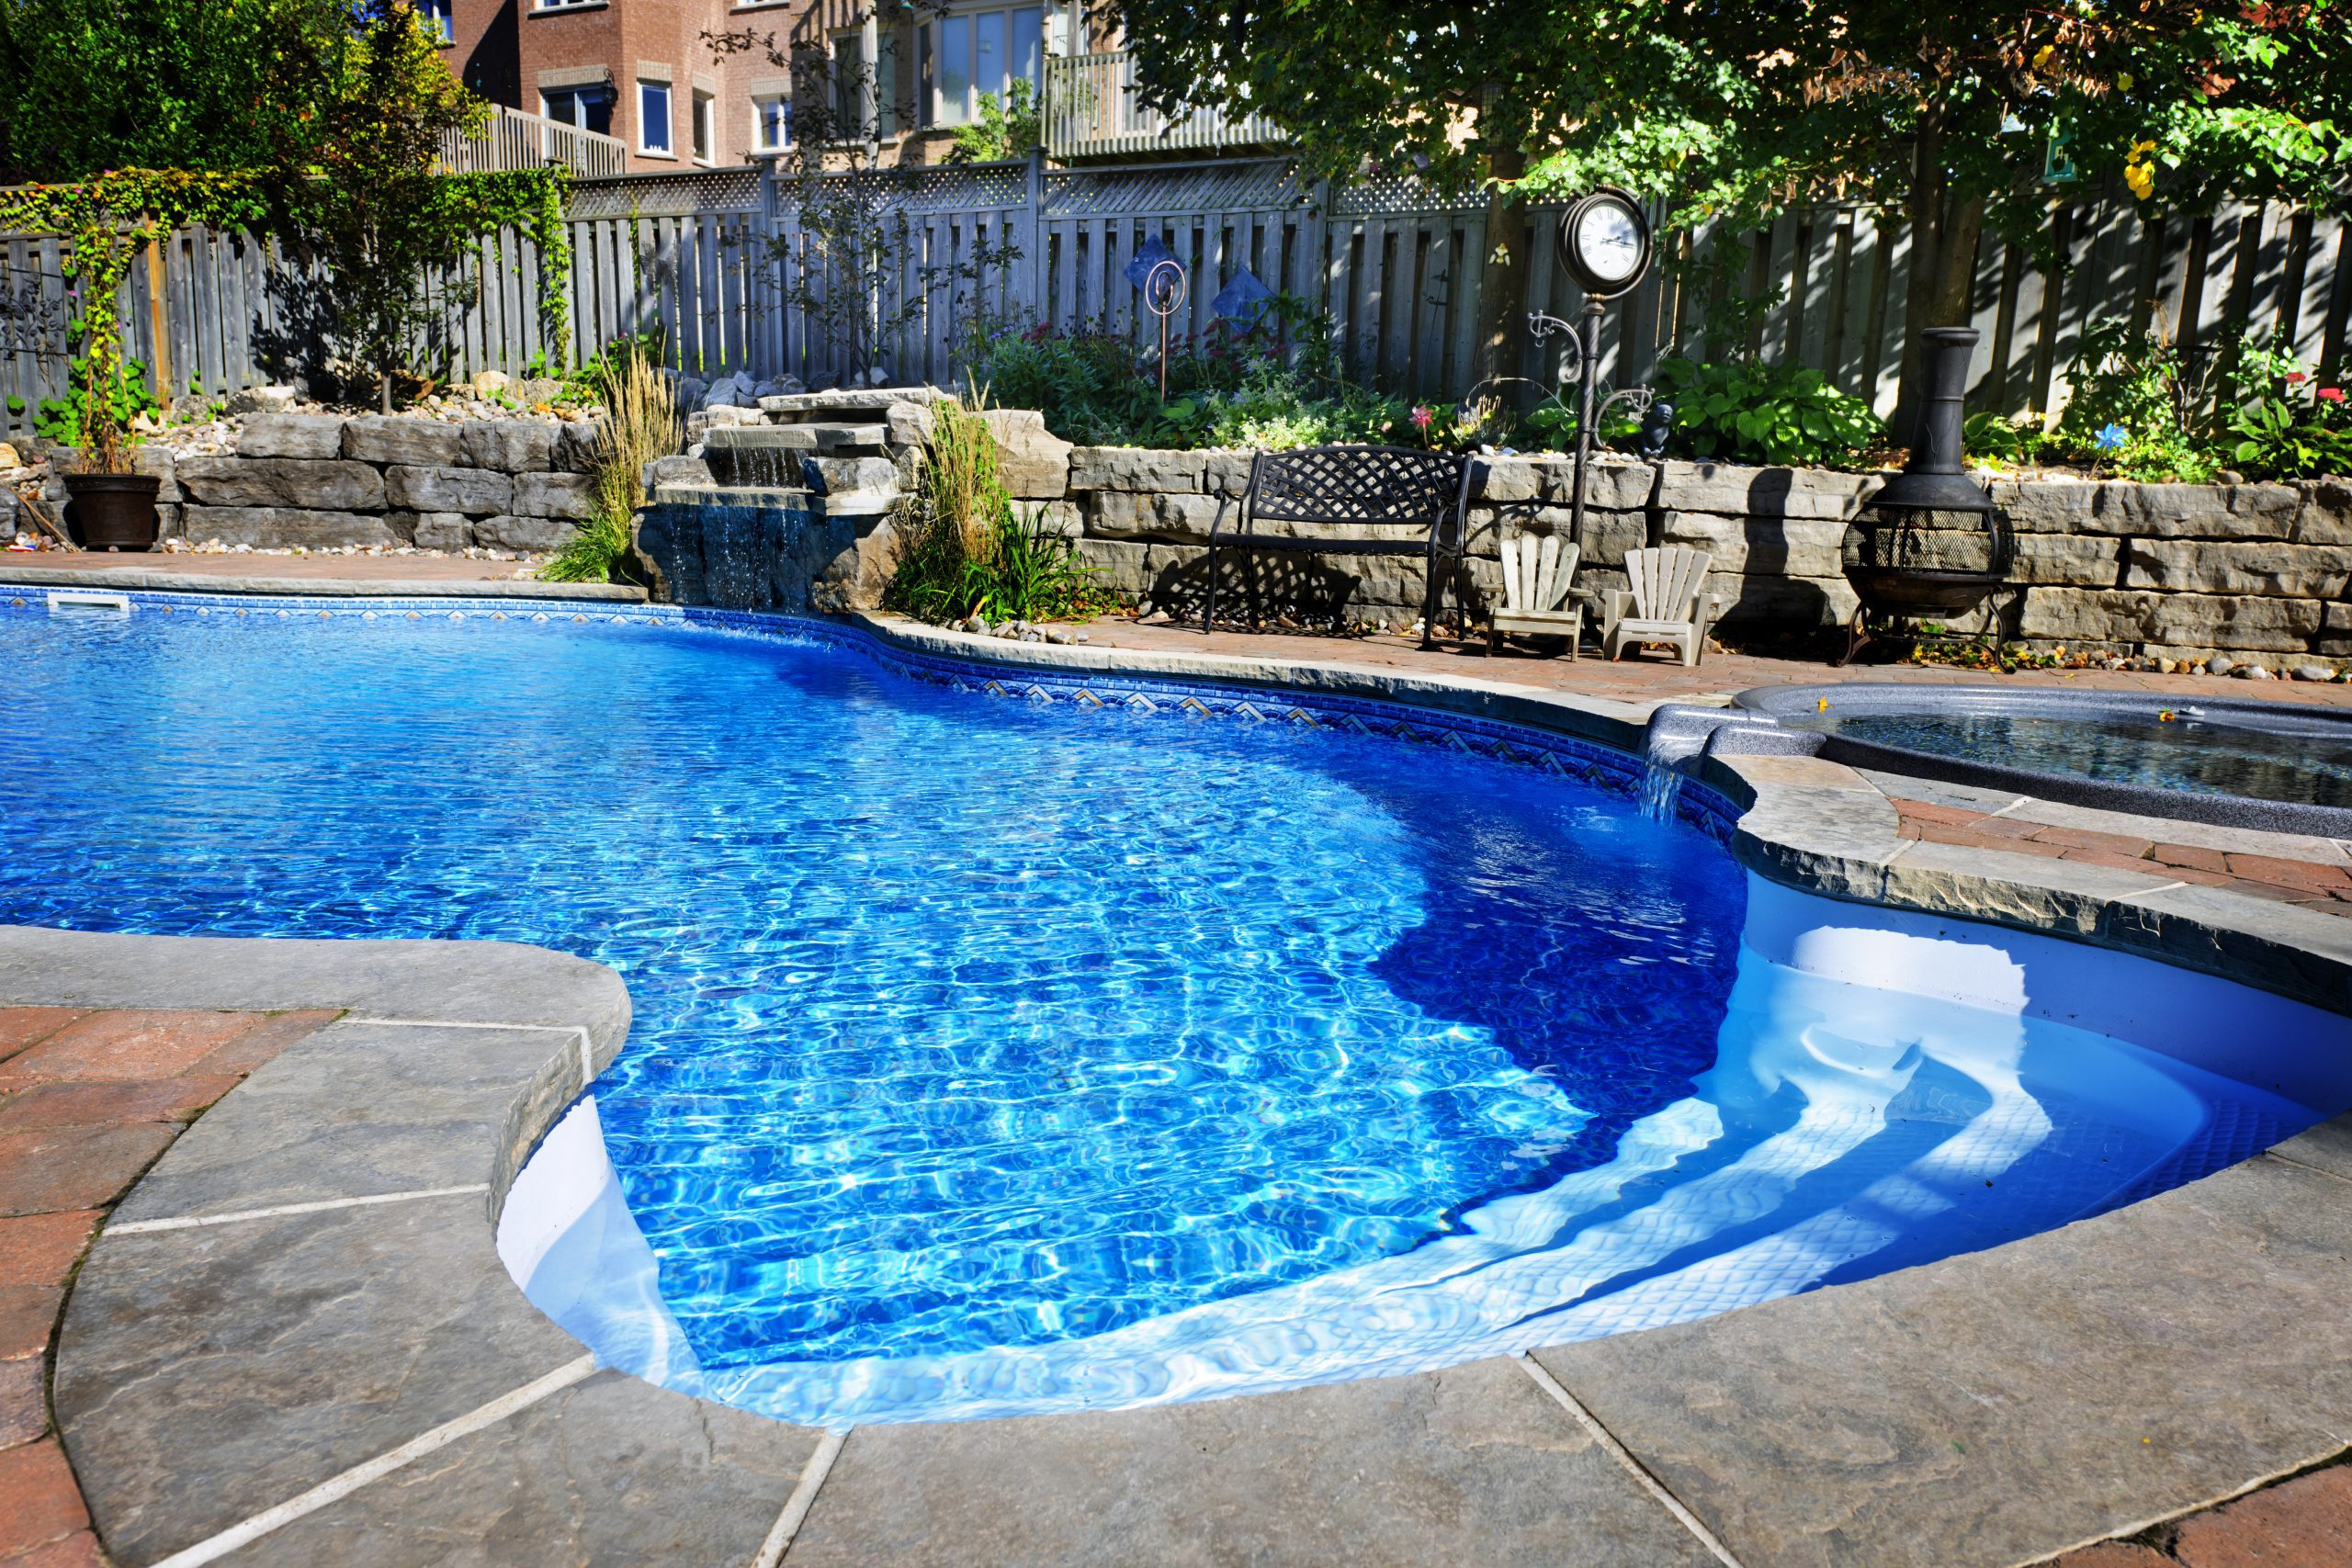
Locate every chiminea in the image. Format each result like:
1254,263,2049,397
1838,326,2014,663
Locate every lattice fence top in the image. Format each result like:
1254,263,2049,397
762,162,1028,220
567,168,763,220
1329,172,1488,218
1045,159,1306,218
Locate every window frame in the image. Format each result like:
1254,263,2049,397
418,0,454,42
532,0,601,10
691,90,717,164
539,84,614,138
638,80,673,155
751,94,791,153
927,3,1042,129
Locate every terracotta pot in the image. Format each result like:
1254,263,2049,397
62,472,162,552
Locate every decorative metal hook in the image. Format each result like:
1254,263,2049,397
1145,258,1188,403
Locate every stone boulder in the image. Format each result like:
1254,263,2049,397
342,416,463,467
390,511,471,550
225,386,297,416
512,471,596,519
554,421,603,474
179,505,400,548
980,409,1072,499
385,465,512,514
474,515,580,552
176,457,383,511
459,420,556,473
236,415,348,461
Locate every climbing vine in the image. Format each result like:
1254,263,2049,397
0,171,272,470
0,163,571,467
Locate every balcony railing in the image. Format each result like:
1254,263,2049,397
440,104,628,180
1043,51,1286,161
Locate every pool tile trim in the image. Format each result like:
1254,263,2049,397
9,583,2352,1564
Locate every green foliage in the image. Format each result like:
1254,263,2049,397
34,355,158,447
948,82,1041,164
2229,378,2352,481
541,350,678,582
1645,356,1883,468
0,3,570,448
958,304,1412,453
1104,1,2352,234
1103,0,2350,419
0,0,355,182
887,397,1106,624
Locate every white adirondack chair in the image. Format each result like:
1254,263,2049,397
1603,546,1723,668
1488,531,1584,658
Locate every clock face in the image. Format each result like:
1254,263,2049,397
1575,198,1645,288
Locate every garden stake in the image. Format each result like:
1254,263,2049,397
1145,258,1187,403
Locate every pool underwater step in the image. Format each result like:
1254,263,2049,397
6,604,2352,1562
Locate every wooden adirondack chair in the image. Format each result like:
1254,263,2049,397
1603,546,1723,668
1487,531,1584,658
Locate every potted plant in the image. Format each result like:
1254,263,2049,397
60,355,159,551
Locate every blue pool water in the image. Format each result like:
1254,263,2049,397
3,599,2338,1426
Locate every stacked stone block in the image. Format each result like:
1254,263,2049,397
157,414,601,552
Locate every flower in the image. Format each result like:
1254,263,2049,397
2123,162,2154,199
2322,388,2346,402
2288,370,2309,383
1409,404,1433,430
2095,423,2129,451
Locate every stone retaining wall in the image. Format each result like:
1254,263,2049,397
978,427,2351,663
646,391,2352,666
43,414,605,555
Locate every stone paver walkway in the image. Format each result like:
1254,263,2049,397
1078,615,2352,711
0,1006,335,1566
2053,1462,2352,1565
1878,776,2352,918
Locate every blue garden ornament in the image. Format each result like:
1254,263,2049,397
1123,236,1177,294
1211,266,1274,331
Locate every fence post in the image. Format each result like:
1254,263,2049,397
1025,146,1046,326
143,240,173,411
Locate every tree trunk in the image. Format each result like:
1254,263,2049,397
379,368,393,416
1891,139,1986,447
1473,143,1531,400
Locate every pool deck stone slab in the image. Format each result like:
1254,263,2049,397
1532,1149,2352,1568
782,1357,1723,1568
6,613,2352,1562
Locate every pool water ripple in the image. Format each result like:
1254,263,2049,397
2,605,2335,1427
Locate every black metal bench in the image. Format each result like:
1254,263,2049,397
1204,445,1473,649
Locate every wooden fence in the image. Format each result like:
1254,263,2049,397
3,152,2345,445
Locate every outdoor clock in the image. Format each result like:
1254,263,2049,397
1558,186,1653,299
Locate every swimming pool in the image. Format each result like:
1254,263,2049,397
1738,682,2352,835
6,592,2346,1427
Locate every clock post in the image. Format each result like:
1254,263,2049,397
1526,187,1662,562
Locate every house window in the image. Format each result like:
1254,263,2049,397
752,95,790,152
541,85,613,136
692,91,716,163
418,0,453,42
930,5,1039,126
639,81,673,154
533,0,597,9
830,30,899,139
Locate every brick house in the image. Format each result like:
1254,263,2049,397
432,0,1095,174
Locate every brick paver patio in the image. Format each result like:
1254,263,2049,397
0,1007,336,1565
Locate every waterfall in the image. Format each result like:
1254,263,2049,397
1639,757,1685,821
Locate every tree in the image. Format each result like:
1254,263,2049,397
0,0,568,422
0,0,356,182
1097,1,2351,431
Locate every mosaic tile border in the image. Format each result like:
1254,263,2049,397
0,583,1742,844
